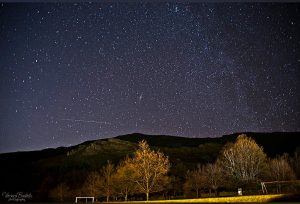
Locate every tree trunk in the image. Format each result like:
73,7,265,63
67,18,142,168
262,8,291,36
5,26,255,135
146,191,149,201
125,194,128,202
279,184,281,193
196,189,199,198
106,195,109,202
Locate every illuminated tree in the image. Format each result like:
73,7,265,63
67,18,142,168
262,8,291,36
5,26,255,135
205,161,225,196
221,134,267,182
83,171,101,198
114,156,136,201
129,140,170,201
269,154,295,181
267,154,296,193
99,160,115,202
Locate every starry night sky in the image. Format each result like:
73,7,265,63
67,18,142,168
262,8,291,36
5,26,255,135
0,3,299,153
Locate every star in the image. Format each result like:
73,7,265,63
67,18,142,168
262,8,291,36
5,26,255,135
0,3,299,153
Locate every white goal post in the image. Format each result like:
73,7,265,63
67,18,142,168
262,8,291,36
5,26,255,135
75,197,95,203
261,180,300,194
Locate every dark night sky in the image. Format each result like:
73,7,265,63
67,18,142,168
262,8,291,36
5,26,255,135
0,3,299,153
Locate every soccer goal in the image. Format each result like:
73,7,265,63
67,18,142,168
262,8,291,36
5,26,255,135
75,197,95,203
261,180,300,194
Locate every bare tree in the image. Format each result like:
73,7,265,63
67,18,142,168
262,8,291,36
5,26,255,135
129,140,170,201
99,160,115,202
49,182,70,202
291,147,300,179
83,171,101,198
221,134,267,183
114,156,136,201
184,165,207,198
269,154,296,181
205,161,225,197
268,154,296,193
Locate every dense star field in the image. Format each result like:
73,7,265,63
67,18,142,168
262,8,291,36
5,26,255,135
0,3,299,153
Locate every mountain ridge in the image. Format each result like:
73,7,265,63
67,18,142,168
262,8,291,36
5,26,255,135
1,131,299,156
0,132,299,201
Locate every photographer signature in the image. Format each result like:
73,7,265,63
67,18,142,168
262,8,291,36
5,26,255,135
2,192,32,202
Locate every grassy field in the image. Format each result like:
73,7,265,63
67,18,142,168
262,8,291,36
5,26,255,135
110,194,285,203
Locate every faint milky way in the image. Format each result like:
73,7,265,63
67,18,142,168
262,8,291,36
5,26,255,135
0,3,299,153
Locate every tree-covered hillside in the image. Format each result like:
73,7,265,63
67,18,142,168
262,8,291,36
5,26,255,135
0,132,299,202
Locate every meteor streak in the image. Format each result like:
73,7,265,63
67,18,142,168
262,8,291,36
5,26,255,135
60,118,111,125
